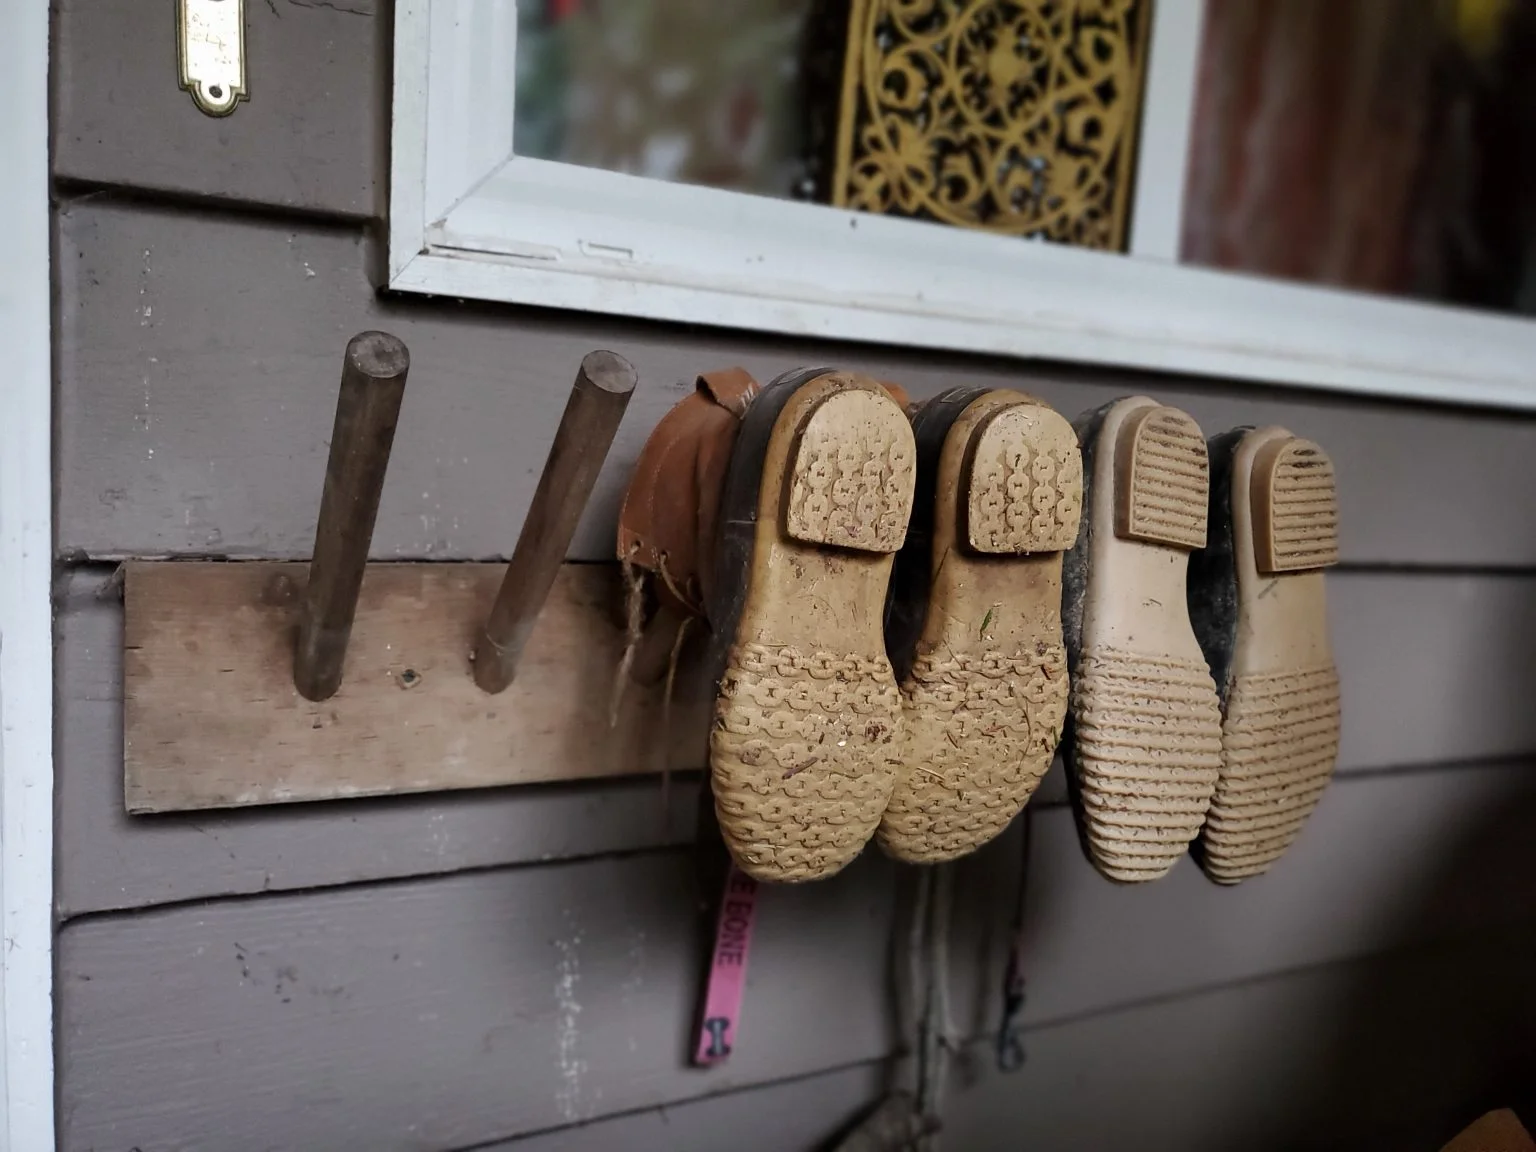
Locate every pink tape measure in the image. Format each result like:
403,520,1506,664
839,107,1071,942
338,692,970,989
693,864,759,1065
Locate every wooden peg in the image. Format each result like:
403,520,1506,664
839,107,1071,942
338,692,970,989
473,350,637,694
293,331,409,702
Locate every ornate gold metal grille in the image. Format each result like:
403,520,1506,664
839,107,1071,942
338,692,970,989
830,0,1149,250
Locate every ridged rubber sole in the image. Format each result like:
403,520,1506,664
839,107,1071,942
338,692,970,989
1070,399,1223,883
1116,405,1210,550
1200,665,1341,882
1072,648,1224,880
1198,432,1341,884
882,647,1068,862
1253,437,1340,573
713,644,905,880
712,376,915,882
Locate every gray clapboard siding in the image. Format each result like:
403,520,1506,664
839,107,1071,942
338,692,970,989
46,3,1536,1147
484,1065,886,1152
490,927,1536,1152
940,925,1536,1152
944,758,1536,1040
56,198,1536,567
487,920,1536,1152
59,850,900,1152
58,763,1536,1150
1327,569,1536,771
52,0,381,218
57,561,1536,915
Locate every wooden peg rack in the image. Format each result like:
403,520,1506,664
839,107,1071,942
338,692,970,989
123,334,707,815
123,561,708,813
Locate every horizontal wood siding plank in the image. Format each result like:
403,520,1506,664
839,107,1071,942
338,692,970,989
57,764,1536,1149
941,925,1536,1152
58,564,1536,914
478,923,1536,1152
121,563,709,813
59,851,899,1152
483,1065,885,1152
56,200,1536,567
52,0,380,218
491,927,1536,1152
945,759,1536,1040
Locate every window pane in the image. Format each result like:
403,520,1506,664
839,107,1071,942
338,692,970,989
514,0,817,199
1182,0,1536,314
513,0,1150,251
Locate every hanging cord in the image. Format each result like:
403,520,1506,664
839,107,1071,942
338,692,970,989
903,867,933,1086
830,867,947,1152
657,612,695,830
995,807,1033,1072
655,549,701,618
888,866,933,1144
915,864,956,1151
610,547,647,727
610,546,705,832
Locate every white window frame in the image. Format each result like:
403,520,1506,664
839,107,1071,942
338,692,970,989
0,0,54,1148
390,0,1536,410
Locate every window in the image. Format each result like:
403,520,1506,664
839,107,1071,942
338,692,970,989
389,0,1536,409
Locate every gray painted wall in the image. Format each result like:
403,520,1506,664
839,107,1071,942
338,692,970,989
50,2,1536,1149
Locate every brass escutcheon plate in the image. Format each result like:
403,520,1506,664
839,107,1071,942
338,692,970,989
178,0,247,117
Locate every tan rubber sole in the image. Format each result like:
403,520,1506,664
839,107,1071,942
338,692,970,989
880,392,1082,863
711,373,916,883
1200,429,1340,884
1072,398,1224,882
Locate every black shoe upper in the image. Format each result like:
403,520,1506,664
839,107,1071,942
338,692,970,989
1187,426,1251,710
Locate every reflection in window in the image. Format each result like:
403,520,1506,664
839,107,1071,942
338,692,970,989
512,0,1149,251
1183,0,1536,314
515,0,815,198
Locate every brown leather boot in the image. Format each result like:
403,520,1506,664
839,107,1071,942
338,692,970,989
617,368,910,630
617,367,761,625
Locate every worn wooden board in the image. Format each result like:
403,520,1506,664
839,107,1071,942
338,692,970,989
124,561,709,812
59,565,699,915
53,0,382,218
55,199,1536,568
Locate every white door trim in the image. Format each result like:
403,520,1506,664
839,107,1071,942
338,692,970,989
0,0,55,1148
